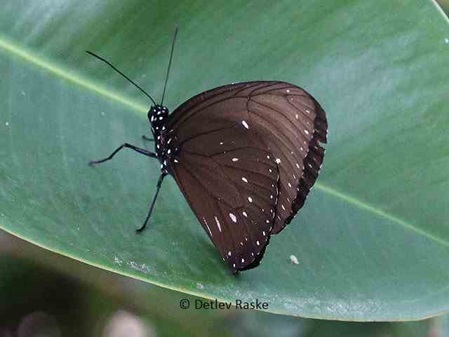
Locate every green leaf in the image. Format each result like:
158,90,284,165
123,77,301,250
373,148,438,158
1,0,448,320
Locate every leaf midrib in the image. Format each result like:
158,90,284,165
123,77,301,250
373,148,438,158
1,34,447,250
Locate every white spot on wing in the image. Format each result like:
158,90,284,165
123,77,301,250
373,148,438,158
248,196,253,203
214,216,222,232
242,120,249,129
242,211,248,217
242,177,248,183
232,158,239,162
229,213,237,223
275,158,281,164
203,217,212,237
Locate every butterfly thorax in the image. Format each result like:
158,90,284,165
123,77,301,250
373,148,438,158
148,104,169,133
148,105,178,174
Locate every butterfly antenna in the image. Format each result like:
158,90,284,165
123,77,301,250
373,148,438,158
85,50,157,106
161,25,179,105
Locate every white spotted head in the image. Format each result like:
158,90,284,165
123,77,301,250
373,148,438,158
148,105,170,133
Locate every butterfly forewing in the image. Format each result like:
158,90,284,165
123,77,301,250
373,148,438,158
165,81,327,271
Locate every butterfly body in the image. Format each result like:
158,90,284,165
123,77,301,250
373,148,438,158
148,105,176,175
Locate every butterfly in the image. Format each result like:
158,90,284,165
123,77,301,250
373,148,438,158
88,28,327,273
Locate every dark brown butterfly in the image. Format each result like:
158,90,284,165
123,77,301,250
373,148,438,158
88,29,327,273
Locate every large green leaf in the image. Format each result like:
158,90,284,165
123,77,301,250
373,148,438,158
1,0,448,320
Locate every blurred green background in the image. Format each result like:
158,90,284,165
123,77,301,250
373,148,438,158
1,0,448,336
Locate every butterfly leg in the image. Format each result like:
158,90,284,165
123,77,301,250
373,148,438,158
89,143,157,165
136,173,167,233
142,135,154,142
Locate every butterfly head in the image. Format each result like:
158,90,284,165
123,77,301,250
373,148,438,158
148,105,170,133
